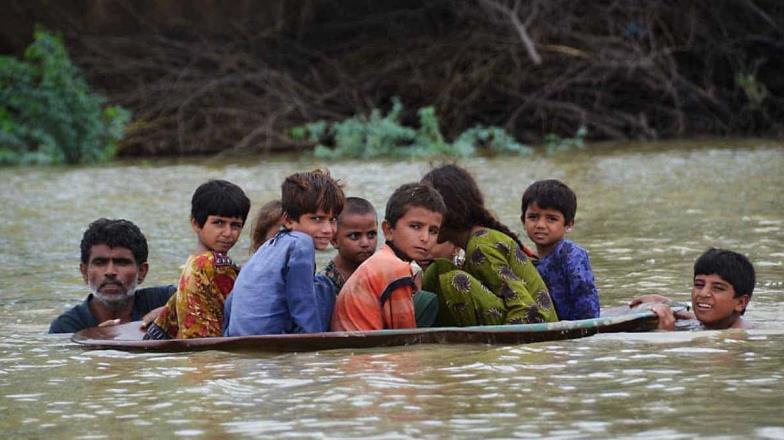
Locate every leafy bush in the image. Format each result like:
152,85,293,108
292,98,533,159
0,28,130,165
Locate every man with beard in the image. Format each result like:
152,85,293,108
48,218,175,333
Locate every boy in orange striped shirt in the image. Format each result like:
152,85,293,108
331,182,446,331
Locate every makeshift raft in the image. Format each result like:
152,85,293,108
72,306,659,352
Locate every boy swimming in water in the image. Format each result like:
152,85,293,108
630,248,755,330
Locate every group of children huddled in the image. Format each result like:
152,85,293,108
143,164,756,340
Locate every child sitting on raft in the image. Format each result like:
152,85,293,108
321,197,379,292
248,199,284,253
145,180,250,339
421,164,559,326
224,169,345,336
521,179,600,320
331,183,445,331
631,248,755,330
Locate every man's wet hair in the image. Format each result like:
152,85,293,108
81,218,148,265
281,169,345,220
521,179,577,225
384,182,446,228
694,248,755,313
191,179,251,227
340,197,377,222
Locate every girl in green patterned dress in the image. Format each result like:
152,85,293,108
421,165,559,326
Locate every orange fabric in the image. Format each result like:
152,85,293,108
331,245,416,331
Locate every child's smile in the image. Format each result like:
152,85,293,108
691,273,748,329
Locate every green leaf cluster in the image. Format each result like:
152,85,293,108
292,98,533,159
0,28,130,165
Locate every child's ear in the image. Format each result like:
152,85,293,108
565,220,575,232
282,212,296,229
190,217,201,233
734,294,750,313
381,220,393,241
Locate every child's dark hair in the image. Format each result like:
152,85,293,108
191,180,251,228
341,197,377,222
694,248,755,313
250,200,283,253
385,182,446,227
521,179,577,225
422,164,524,248
281,169,345,220
81,218,148,265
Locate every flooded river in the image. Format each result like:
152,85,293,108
1,140,782,438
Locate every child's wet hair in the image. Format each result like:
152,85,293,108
694,248,755,313
422,164,524,248
340,197,377,223
281,169,345,220
191,179,251,228
521,179,577,225
81,218,148,265
249,199,283,253
384,182,446,227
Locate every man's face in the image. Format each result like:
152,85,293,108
80,244,148,310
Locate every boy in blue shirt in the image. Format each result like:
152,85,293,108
224,169,345,335
521,179,600,320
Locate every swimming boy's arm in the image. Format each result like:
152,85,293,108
285,238,325,333
564,244,600,319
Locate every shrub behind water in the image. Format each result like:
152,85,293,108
0,28,130,165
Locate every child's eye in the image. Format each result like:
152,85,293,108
429,226,440,235
368,231,377,238
347,233,360,240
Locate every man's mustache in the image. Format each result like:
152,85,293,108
99,280,124,290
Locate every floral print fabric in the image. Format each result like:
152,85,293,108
148,251,238,339
422,228,558,326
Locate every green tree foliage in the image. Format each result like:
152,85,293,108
292,98,534,159
0,28,130,165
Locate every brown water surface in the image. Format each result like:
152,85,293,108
1,140,782,438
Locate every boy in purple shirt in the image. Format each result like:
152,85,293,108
224,169,345,336
521,179,600,320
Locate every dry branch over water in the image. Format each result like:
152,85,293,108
3,0,782,156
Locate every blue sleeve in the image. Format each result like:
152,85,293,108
565,245,600,319
314,274,337,332
285,238,323,333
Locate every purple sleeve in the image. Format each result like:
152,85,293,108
565,244,600,319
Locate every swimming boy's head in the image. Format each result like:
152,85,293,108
382,182,446,261
249,199,284,253
692,248,755,328
333,197,378,266
190,180,250,254
521,180,577,254
281,169,345,250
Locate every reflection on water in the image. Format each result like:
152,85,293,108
1,141,782,438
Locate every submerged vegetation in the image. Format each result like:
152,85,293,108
292,98,534,159
0,29,129,165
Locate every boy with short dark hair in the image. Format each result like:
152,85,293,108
521,179,600,320
321,197,379,292
631,248,755,330
224,169,345,336
331,182,446,331
145,179,250,339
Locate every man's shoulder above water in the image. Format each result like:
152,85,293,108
48,285,175,334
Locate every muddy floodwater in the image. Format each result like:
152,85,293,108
1,139,782,438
